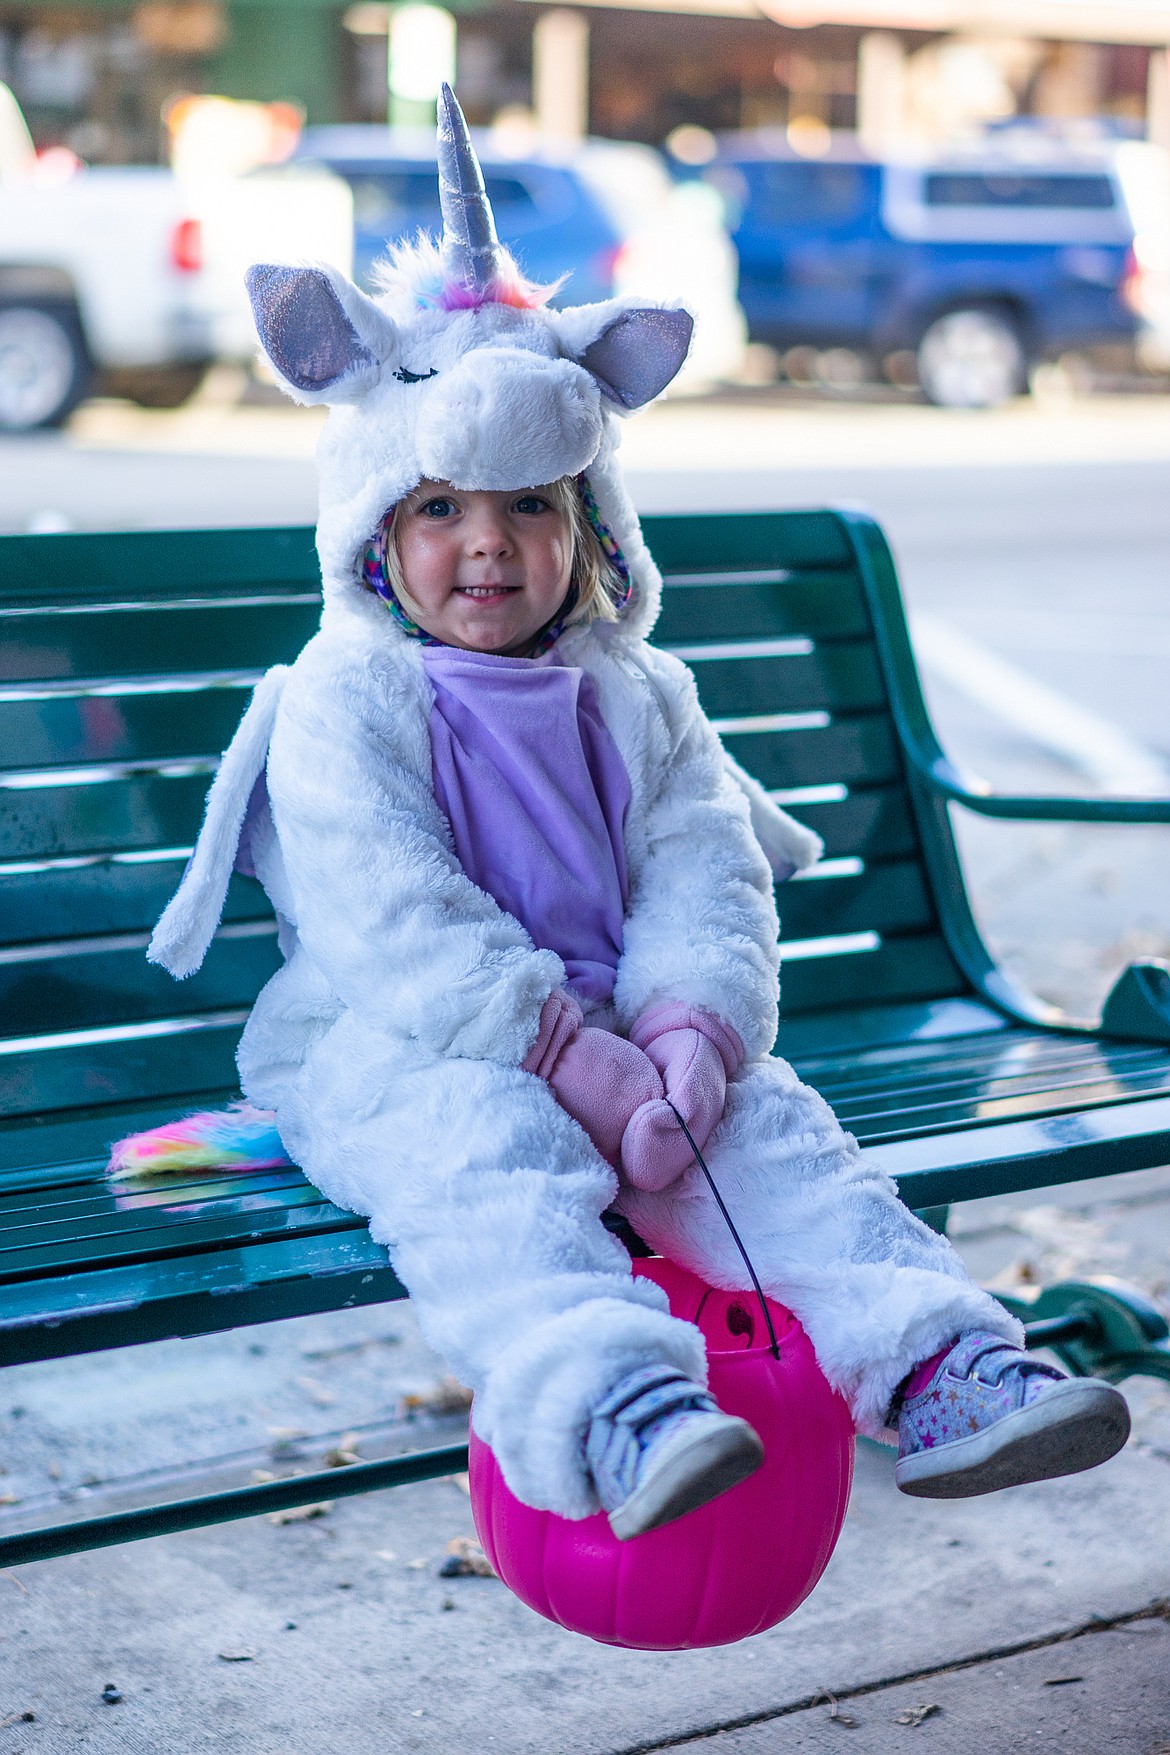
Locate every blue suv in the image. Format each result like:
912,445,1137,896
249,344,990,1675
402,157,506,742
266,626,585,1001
695,140,1141,406
294,127,621,308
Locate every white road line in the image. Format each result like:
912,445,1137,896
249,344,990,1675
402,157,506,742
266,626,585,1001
910,612,1170,798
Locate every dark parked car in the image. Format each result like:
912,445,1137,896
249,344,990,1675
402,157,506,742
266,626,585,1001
690,137,1146,406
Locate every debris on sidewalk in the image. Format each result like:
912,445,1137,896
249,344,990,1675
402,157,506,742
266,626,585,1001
400,1376,473,1419
252,1464,334,1523
100,1684,122,1705
439,1536,495,1578
296,1374,339,1408
268,1500,332,1526
893,1702,941,1725
325,1434,363,1468
217,1647,257,1663
812,1690,857,1728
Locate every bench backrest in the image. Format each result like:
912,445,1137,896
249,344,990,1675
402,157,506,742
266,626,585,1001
0,513,970,1167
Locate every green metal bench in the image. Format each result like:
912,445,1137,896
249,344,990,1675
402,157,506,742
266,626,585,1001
3,510,1169,1568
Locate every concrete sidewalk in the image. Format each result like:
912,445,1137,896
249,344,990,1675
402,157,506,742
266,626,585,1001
2,1168,1169,1753
2,1414,1168,1753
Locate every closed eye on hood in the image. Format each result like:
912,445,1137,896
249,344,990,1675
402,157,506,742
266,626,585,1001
394,366,439,385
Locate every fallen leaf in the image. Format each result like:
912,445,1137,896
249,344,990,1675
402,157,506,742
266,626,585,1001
400,1375,474,1417
217,1647,257,1663
325,1433,362,1468
894,1703,941,1726
439,1536,495,1578
267,1501,332,1525
267,1427,308,1450
295,1375,338,1408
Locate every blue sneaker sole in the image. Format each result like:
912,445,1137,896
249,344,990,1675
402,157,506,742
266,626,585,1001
895,1377,1130,1499
608,1417,765,1541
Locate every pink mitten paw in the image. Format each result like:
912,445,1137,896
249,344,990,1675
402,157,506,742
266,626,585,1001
628,1004,744,1158
620,1098,697,1191
546,1028,663,1164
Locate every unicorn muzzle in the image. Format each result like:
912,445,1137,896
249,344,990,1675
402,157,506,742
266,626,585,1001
414,348,602,492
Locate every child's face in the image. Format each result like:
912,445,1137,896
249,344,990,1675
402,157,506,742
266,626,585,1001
394,480,573,656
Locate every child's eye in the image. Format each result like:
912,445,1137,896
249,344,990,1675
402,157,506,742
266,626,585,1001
513,495,549,515
420,497,457,518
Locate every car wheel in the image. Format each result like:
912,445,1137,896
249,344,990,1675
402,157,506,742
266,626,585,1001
916,308,1025,409
0,302,91,431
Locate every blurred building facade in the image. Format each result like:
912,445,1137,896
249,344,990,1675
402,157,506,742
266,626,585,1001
1,0,1169,161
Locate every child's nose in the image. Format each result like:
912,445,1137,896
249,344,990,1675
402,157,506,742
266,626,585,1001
467,509,512,556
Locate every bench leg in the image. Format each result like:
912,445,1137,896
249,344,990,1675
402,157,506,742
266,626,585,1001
994,1278,1170,1384
0,1441,468,1569
913,1205,950,1236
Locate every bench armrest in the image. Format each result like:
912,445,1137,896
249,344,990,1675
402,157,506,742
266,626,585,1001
917,752,1170,825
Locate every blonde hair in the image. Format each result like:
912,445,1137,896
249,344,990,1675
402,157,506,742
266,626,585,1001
377,477,623,634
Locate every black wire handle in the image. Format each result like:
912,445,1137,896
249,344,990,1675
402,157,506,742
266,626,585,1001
667,1102,781,1360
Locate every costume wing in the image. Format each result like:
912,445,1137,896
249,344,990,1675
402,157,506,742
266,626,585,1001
722,751,823,881
149,666,290,979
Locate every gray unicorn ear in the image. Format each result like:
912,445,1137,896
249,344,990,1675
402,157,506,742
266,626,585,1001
245,264,394,403
579,307,693,410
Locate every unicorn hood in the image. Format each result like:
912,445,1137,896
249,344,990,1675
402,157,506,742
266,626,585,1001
245,85,693,643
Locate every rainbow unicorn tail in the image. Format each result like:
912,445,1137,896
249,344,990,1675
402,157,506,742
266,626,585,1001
107,1102,293,1180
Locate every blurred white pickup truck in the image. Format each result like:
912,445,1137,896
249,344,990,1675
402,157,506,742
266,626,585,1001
0,84,352,431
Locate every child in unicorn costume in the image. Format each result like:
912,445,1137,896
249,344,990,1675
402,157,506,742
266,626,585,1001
120,89,1128,1538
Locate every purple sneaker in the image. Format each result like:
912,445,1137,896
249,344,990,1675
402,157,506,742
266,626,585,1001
895,1330,1130,1499
586,1366,764,1541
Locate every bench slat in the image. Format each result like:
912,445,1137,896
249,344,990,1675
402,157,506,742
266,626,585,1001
779,932,964,1014
0,1227,401,1366
0,1023,244,1122
0,1160,307,1217
0,928,279,1041
0,685,254,771
780,858,934,940
0,771,211,861
642,509,856,572
0,1091,240,1177
683,643,884,718
777,785,918,862
0,603,319,688
0,1188,356,1285
826,1059,1170,1141
653,573,868,643
722,716,898,790
0,526,319,604
0,866,265,950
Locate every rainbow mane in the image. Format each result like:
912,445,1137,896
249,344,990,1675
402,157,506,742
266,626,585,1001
107,1102,292,1179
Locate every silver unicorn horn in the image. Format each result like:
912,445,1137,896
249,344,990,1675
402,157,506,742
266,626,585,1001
437,82,503,296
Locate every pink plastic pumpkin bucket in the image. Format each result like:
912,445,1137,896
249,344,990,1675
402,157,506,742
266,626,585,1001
469,1257,855,1650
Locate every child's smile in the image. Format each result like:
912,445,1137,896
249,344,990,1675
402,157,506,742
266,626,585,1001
395,480,573,656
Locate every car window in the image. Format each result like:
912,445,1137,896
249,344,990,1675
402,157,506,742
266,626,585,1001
924,171,1115,211
749,162,869,229
335,165,538,236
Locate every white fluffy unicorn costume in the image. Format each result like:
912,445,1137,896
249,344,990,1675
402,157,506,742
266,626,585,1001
136,89,1018,1521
